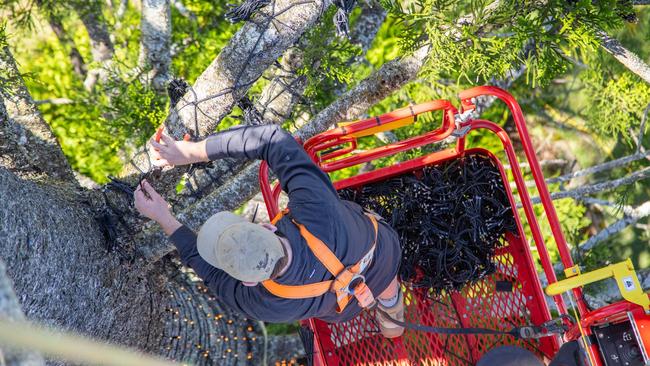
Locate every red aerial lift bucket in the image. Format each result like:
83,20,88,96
258,86,649,365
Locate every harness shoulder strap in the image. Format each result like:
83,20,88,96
262,279,332,299
261,209,379,312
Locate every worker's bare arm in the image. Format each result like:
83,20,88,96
134,180,183,235
150,134,208,167
149,124,338,203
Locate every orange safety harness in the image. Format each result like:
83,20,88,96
261,209,379,313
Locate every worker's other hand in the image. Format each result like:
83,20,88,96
134,180,172,223
150,133,208,167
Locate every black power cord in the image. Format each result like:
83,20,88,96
339,153,517,293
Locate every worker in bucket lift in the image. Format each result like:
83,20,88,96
134,124,404,338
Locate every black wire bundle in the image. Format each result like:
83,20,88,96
332,0,357,38
167,78,189,106
225,0,271,23
339,154,517,293
238,95,265,125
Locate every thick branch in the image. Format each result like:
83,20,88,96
255,47,307,126
0,260,45,366
139,0,172,92
349,0,386,53
0,44,75,182
579,201,650,251
76,0,115,90
598,31,650,84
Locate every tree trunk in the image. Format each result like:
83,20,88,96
0,165,261,364
0,43,75,182
139,0,172,92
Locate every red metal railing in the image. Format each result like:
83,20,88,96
257,86,629,365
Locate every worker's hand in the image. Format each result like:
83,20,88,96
150,133,208,168
134,180,172,223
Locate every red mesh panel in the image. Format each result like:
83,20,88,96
312,234,549,365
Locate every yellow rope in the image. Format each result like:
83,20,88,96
567,295,597,366
0,319,185,366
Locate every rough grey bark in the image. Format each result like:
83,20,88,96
598,31,650,84
0,44,75,182
0,260,45,366
255,47,307,126
44,13,87,78
0,166,260,365
0,167,162,354
349,0,386,53
139,0,172,92
123,0,329,201
137,46,430,261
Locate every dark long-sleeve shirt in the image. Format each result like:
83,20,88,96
169,124,401,323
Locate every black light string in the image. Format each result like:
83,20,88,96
339,153,517,293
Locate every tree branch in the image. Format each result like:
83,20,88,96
0,259,45,366
76,0,114,63
33,98,74,105
0,43,75,182
349,0,386,53
527,166,650,205
139,0,172,92
255,47,307,126
547,150,650,184
579,201,650,251
598,31,650,84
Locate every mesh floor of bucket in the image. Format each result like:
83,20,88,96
312,236,549,366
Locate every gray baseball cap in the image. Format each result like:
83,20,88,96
197,211,285,283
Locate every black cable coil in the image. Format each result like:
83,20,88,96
339,153,517,293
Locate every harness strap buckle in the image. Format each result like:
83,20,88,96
352,281,375,308
333,270,376,309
